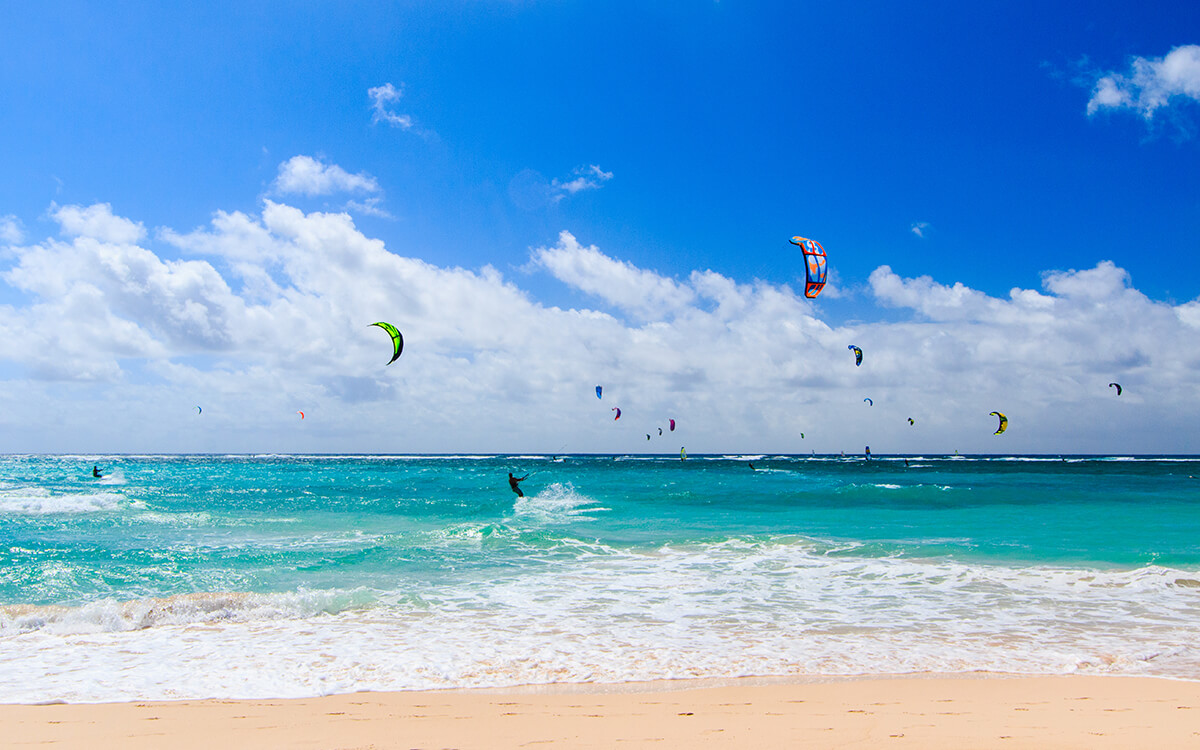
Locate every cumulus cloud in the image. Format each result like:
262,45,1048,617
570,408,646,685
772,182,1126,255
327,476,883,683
2,199,1200,454
272,155,380,197
3,205,247,382
52,202,146,244
910,222,930,238
1086,44,1200,119
368,83,413,129
532,231,695,320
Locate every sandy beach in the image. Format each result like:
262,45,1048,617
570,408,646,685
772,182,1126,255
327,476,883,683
6,674,1200,749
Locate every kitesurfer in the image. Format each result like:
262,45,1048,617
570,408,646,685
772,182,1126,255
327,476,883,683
508,472,529,498
92,465,102,478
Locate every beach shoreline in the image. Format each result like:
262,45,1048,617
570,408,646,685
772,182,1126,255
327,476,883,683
7,673,1200,748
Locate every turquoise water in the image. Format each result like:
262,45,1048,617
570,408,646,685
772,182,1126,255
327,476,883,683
2,453,1200,702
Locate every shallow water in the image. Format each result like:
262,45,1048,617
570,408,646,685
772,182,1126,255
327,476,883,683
2,453,1199,702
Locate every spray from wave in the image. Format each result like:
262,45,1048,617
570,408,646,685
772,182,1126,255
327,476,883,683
511,482,609,524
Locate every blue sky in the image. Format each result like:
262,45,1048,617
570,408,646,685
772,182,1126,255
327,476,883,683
1,1,1198,453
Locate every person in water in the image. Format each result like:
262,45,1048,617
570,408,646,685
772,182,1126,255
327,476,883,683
92,465,102,478
508,472,529,497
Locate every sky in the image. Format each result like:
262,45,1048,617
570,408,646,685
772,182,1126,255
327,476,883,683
0,0,1198,454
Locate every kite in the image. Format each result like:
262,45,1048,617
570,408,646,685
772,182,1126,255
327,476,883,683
196,406,202,415
990,411,1008,435
800,432,805,439
646,433,651,440
848,345,863,366
908,418,915,425
1109,382,1123,396
297,411,305,420
612,407,621,420
789,235,828,299
669,418,676,431
659,427,663,436
596,386,603,399
864,398,873,406
680,447,687,460
369,322,404,365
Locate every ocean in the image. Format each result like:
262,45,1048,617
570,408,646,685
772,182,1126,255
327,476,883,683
2,453,1199,703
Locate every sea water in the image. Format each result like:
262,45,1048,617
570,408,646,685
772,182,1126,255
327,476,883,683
2,453,1199,703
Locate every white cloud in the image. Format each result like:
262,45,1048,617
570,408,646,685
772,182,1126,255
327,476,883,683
551,165,613,198
368,83,413,129
344,197,394,219
0,215,23,244
272,156,380,197
910,222,929,238
3,207,248,382
1177,300,1200,329
871,266,1015,322
1087,44,1200,118
2,200,1200,454
508,166,614,210
51,202,146,244
532,231,695,320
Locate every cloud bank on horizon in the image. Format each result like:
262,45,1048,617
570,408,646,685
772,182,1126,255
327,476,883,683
1,157,1198,454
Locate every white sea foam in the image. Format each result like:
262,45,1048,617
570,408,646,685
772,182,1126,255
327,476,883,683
0,488,131,514
0,590,370,637
4,542,1200,703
